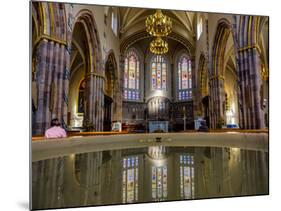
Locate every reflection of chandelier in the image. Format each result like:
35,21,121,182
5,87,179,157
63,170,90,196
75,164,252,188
150,36,168,55
145,10,172,37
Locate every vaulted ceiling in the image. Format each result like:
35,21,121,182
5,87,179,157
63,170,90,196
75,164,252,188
117,7,197,54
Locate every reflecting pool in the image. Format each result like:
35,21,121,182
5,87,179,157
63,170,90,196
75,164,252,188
32,145,268,210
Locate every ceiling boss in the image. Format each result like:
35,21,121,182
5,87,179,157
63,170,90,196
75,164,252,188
145,9,172,54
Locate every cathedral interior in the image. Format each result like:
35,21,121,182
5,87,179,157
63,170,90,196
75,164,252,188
30,2,269,209
31,2,269,136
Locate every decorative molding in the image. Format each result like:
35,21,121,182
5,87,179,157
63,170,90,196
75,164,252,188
34,34,67,47
85,72,105,80
238,44,261,54
209,75,224,81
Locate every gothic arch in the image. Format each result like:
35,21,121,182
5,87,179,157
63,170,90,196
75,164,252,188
209,18,234,128
70,9,104,131
212,19,232,77
73,9,103,74
104,50,118,98
198,53,208,98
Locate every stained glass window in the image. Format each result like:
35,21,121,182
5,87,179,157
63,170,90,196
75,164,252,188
151,55,167,90
123,50,140,100
152,166,168,201
179,154,195,199
122,156,139,203
178,55,192,100
77,79,86,114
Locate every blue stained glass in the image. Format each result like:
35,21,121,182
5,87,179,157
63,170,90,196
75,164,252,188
127,158,130,167
124,50,140,101
123,158,127,168
178,54,192,101
132,158,135,167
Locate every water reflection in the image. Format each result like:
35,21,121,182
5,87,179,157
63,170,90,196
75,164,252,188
179,154,195,199
122,156,139,203
32,146,268,210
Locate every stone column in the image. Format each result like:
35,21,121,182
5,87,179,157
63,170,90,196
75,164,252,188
209,76,225,129
33,38,69,135
119,53,125,123
84,73,104,131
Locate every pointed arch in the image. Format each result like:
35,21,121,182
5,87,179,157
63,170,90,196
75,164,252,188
73,9,103,74
212,19,232,77
123,48,141,100
177,52,192,101
104,50,118,98
70,9,104,131
209,19,233,128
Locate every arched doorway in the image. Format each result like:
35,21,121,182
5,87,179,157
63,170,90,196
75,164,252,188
103,52,117,131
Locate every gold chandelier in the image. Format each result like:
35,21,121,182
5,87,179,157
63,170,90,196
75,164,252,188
145,9,172,37
146,9,172,54
150,36,168,55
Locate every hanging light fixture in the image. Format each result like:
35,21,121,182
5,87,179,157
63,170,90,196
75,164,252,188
150,36,168,55
145,9,172,37
146,9,172,55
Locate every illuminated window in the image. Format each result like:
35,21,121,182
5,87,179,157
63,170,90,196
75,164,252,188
151,55,167,90
178,54,192,100
179,154,195,199
123,50,140,100
197,16,203,40
152,166,168,200
122,156,139,203
111,10,118,36
77,79,86,114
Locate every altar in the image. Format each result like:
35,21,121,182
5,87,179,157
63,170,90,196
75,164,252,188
149,121,169,133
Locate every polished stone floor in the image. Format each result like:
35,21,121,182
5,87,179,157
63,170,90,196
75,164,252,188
32,144,268,210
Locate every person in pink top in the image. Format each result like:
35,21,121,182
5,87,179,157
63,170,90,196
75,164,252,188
45,118,67,139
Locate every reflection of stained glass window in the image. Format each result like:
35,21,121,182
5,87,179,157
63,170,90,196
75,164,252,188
122,156,139,203
151,55,167,90
152,166,168,201
179,154,194,199
123,50,140,100
178,55,192,101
